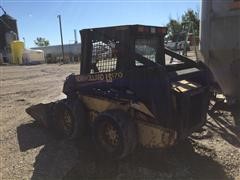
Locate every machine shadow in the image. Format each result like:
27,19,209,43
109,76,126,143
17,122,79,180
65,139,230,180
17,122,230,180
17,122,50,152
207,103,240,148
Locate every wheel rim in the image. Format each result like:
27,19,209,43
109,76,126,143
101,121,120,149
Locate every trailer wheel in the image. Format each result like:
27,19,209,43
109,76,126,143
53,99,87,139
92,109,137,159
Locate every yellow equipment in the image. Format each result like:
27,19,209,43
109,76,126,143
10,40,24,64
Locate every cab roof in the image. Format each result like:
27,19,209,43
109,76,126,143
80,24,167,35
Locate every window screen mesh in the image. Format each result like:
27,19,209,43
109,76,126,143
91,41,118,73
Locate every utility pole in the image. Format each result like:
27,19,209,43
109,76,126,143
57,15,64,63
74,29,77,44
23,37,26,47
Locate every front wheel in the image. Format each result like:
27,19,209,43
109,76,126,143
53,98,87,139
92,109,137,159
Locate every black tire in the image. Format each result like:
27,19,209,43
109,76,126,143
53,98,87,139
92,109,137,159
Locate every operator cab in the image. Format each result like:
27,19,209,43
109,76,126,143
80,25,167,75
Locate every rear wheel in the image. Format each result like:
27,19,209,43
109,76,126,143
92,109,137,159
53,98,87,139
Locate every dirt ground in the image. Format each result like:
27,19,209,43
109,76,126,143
0,64,240,180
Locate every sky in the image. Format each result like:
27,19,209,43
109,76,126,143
0,0,200,48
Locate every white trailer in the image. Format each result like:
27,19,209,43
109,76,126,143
22,49,45,64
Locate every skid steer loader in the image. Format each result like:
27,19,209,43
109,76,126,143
26,25,210,159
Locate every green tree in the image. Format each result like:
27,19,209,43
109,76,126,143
166,19,183,40
166,9,200,42
181,9,200,35
34,37,50,47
